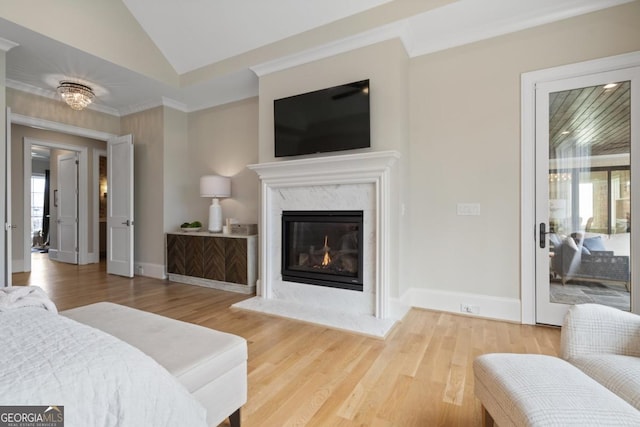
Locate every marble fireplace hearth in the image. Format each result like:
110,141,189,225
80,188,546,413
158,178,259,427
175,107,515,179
232,151,401,338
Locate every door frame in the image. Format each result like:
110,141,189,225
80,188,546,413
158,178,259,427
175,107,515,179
521,50,640,324
23,139,86,270
11,114,116,273
93,148,107,261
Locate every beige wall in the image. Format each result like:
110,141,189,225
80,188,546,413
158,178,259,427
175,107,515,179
7,89,120,135
10,124,106,269
4,2,639,305
0,1,176,85
121,107,165,267
406,1,640,300
188,98,260,226
257,38,410,297
163,107,190,231
258,38,409,163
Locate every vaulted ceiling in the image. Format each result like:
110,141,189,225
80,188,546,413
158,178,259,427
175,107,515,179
0,0,633,116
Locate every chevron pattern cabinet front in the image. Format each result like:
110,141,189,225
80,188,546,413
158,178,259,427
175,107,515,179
166,232,257,294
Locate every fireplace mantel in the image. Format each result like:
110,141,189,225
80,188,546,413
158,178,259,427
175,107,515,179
237,150,400,337
247,150,401,184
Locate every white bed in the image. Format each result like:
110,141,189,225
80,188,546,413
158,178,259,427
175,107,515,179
0,304,208,427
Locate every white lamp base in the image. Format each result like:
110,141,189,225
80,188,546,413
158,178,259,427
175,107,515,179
208,198,223,232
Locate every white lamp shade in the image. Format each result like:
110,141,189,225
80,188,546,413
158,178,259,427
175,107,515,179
200,175,231,198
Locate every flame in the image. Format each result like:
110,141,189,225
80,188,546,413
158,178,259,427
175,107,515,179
321,236,331,266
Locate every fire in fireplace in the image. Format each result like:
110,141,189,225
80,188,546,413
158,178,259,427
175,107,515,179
281,210,364,291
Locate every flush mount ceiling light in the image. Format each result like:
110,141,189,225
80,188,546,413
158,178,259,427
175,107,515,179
57,81,95,110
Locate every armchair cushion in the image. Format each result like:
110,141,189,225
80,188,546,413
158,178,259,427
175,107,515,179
570,354,640,410
562,304,640,411
561,303,640,360
583,236,607,252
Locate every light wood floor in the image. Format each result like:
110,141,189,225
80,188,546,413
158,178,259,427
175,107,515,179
14,253,561,427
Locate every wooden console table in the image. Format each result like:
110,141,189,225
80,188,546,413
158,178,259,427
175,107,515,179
166,232,257,294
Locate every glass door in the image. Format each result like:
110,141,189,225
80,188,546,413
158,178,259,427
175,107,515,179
536,67,639,325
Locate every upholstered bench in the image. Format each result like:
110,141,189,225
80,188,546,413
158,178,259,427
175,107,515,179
473,353,640,426
62,302,247,427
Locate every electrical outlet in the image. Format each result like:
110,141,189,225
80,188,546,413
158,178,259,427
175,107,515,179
136,265,144,275
460,304,479,314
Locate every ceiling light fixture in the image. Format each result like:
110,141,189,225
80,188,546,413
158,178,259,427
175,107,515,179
603,83,618,90
57,81,95,110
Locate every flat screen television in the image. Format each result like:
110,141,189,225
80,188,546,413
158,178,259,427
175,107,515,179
274,79,370,157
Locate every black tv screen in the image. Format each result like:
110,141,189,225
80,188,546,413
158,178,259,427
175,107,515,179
274,79,370,157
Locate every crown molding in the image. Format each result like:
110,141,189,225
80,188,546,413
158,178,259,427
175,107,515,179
251,21,409,77
10,113,117,141
405,0,635,58
161,96,188,112
251,0,634,77
118,97,189,116
0,37,19,52
5,78,120,116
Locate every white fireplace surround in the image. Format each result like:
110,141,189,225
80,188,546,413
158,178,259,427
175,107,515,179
233,150,401,337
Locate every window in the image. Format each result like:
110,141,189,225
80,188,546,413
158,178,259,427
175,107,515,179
31,175,46,239
550,166,630,235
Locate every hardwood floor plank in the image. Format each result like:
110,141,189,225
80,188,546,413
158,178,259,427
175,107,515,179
13,254,561,426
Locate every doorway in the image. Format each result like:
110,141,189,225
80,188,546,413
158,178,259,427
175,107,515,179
22,139,86,270
521,52,640,326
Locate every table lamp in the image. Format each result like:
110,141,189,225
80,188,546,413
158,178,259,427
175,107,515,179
200,175,231,232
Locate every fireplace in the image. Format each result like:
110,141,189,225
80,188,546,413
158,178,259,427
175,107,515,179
282,210,364,291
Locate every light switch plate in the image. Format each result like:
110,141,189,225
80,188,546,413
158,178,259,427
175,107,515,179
457,203,481,216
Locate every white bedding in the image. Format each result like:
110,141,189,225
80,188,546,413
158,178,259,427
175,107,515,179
0,307,207,427
0,285,58,313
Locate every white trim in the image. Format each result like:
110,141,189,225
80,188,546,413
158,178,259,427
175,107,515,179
251,21,409,77
135,261,166,280
6,79,120,117
117,97,188,116
93,149,107,263
521,51,640,324
401,288,521,323
11,113,117,141
0,37,19,52
406,0,633,58
248,150,400,320
250,0,631,77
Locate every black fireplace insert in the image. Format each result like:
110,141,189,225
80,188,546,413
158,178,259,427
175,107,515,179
281,210,364,291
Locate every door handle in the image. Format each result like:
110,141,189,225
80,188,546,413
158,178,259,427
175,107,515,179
539,223,552,248
122,220,130,226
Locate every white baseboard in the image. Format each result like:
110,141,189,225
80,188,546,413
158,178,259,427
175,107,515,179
134,262,166,280
11,260,24,273
88,252,99,264
400,287,522,323
388,297,411,321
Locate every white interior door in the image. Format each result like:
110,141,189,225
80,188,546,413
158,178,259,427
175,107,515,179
2,107,11,287
107,135,134,277
535,67,640,325
56,152,78,264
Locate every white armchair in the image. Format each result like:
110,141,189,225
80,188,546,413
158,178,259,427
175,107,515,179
561,303,640,410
